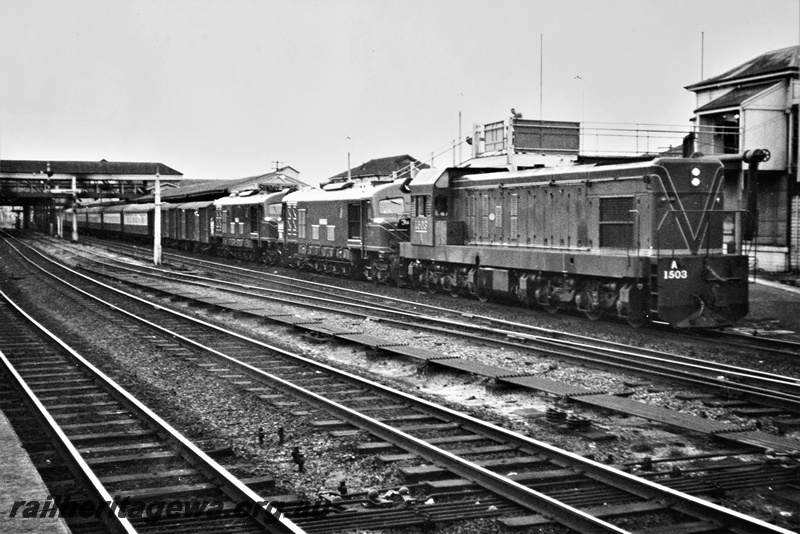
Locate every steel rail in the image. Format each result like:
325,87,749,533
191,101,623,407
74,252,800,412
6,230,633,534
75,236,800,387
73,249,800,397
7,236,796,533
78,234,800,360
0,325,137,534
0,281,305,534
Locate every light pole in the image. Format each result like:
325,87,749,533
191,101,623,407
574,75,585,152
346,136,352,181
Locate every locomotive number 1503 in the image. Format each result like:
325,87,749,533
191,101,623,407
663,260,688,280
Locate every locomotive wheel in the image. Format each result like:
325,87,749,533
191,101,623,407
473,287,489,302
585,309,603,321
544,302,560,314
426,272,440,294
449,286,462,298
626,312,648,328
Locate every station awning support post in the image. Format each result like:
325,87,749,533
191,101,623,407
154,170,162,265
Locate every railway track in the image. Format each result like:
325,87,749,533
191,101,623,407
2,235,796,532
77,235,800,358
56,235,800,416
0,288,304,534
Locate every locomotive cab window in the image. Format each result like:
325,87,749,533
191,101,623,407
379,197,405,215
599,197,634,248
266,203,281,218
434,195,448,217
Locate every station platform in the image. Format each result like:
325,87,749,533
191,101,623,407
0,410,71,534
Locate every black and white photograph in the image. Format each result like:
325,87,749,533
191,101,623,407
1,1,800,533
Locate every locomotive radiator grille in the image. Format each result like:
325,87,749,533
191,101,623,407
599,196,634,248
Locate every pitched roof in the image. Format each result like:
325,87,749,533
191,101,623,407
136,169,307,202
686,45,799,90
0,159,182,176
326,154,428,182
693,83,777,113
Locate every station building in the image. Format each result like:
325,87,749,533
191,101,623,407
686,45,800,272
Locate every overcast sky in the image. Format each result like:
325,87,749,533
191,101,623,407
0,0,797,184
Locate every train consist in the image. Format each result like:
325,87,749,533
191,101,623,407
74,151,769,328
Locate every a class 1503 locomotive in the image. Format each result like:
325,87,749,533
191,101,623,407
73,150,769,329
401,152,767,328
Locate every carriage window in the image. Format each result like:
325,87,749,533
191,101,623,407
599,197,634,248
379,197,405,214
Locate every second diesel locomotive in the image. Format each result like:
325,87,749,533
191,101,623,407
73,150,768,328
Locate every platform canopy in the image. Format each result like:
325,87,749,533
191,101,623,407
0,159,183,205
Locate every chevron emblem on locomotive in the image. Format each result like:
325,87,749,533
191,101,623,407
653,162,725,255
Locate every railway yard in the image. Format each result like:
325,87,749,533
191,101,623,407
2,231,800,534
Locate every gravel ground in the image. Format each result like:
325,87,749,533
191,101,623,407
4,238,800,532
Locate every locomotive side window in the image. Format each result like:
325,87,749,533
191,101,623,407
599,197,634,248
267,203,281,217
412,195,431,217
348,203,361,239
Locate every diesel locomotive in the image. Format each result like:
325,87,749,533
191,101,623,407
73,150,768,328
